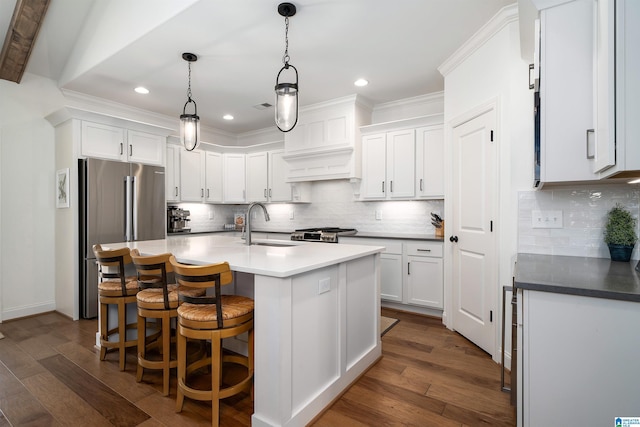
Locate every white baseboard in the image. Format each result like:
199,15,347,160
2,301,56,321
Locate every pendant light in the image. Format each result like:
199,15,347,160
180,52,200,151
275,2,299,132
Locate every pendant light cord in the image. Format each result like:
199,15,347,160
282,16,290,66
186,61,193,101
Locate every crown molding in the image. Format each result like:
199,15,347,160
438,4,519,77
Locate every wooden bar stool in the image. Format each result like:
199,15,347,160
169,256,254,427
130,250,206,396
92,244,139,371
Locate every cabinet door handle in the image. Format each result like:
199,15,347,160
120,143,123,155
269,188,272,197
420,178,423,191
407,262,411,275
264,189,267,198
201,188,204,197
175,186,178,197
390,180,393,193
382,181,385,193
129,144,133,157
417,249,431,252
586,129,595,159
207,189,210,198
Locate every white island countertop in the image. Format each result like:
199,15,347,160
113,234,384,278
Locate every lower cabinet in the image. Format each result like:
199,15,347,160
340,237,443,310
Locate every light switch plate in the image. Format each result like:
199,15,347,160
532,210,563,228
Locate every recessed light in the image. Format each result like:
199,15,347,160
223,114,234,120
134,86,149,94
354,79,369,87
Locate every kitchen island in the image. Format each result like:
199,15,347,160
514,254,640,427
112,234,384,427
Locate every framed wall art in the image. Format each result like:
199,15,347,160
56,168,70,208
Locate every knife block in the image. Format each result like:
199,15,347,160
435,221,444,238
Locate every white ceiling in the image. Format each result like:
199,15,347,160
2,0,515,134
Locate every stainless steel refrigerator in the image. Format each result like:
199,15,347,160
79,158,165,318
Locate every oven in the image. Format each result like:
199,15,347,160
290,227,357,243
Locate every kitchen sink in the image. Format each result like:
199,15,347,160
252,241,297,247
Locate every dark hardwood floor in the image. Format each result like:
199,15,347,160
0,308,515,426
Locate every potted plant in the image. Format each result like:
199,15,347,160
604,203,638,262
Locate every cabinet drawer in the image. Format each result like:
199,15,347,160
339,237,402,254
406,242,442,257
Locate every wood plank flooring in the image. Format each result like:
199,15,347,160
0,309,515,426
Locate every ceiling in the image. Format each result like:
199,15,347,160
2,0,515,135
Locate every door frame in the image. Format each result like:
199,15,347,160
444,98,501,360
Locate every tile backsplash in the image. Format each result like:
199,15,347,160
518,183,640,260
175,180,444,235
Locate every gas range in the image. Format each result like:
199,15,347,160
290,227,357,243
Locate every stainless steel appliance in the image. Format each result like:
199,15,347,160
290,227,357,243
79,158,165,318
167,205,191,233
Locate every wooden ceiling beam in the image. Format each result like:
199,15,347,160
0,0,50,83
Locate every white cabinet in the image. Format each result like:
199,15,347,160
223,153,246,203
180,149,204,202
80,121,164,166
598,0,640,178
539,0,597,183
340,237,443,311
166,145,180,202
415,125,444,198
205,152,223,203
362,130,415,199
406,242,444,309
246,152,269,202
246,150,311,203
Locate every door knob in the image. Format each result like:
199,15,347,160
449,235,458,243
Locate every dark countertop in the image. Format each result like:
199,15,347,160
514,253,640,303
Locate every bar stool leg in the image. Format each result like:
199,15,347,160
211,335,221,427
162,314,171,396
176,327,186,412
118,299,127,371
99,299,108,361
136,311,145,382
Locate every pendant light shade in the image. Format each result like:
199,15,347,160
275,3,299,133
180,52,200,151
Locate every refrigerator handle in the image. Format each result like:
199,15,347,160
132,176,138,241
125,176,133,241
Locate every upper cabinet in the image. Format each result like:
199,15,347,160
598,0,640,178
204,152,223,203
284,95,372,182
360,114,444,201
179,149,205,202
166,145,180,202
81,121,164,166
246,150,311,203
539,0,640,183
223,153,246,203
539,0,597,183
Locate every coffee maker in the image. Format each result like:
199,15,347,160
167,206,191,233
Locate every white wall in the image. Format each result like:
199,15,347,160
0,74,66,320
440,4,532,362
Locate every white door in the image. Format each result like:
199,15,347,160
451,109,496,355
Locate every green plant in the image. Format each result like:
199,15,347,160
604,203,638,246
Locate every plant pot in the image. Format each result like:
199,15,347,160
607,244,635,262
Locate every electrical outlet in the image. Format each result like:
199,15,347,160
318,277,331,294
532,210,563,228
375,210,382,220
208,212,214,220
289,211,295,220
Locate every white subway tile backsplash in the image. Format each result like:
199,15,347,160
175,180,443,235
518,184,640,260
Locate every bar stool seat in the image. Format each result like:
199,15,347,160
170,256,254,427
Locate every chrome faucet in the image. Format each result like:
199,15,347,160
245,202,270,245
